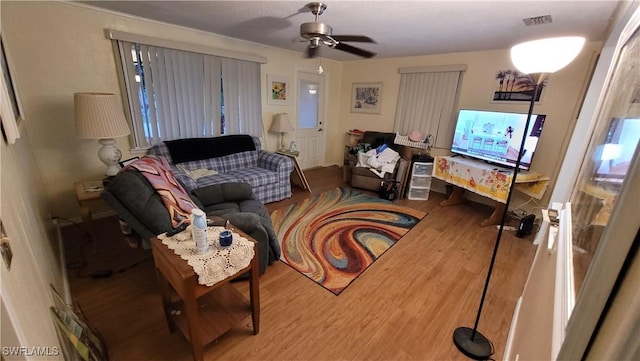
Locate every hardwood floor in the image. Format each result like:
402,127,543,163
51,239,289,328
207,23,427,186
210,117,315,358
63,166,536,361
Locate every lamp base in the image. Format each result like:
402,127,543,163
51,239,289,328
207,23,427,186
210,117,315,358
97,138,122,177
453,327,494,360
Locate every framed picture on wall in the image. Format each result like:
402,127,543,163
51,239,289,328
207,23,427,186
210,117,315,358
267,74,289,105
491,69,548,103
351,82,382,114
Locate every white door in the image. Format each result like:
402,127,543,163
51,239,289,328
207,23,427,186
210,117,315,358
296,71,325,169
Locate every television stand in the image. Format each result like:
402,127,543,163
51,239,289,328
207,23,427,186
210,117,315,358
434,156,550,227
441,186,506,227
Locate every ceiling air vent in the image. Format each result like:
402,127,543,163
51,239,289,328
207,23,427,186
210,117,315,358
522,15,553,26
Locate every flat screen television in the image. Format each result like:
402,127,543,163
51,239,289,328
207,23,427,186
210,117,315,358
450,109,547,170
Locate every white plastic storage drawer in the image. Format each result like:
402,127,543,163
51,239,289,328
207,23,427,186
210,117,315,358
408,187,430,200
412,163,433,176
410,175,432,187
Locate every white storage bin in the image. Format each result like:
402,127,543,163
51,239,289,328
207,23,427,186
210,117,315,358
411,175,432,188
413,163,433,176
408,187,430,200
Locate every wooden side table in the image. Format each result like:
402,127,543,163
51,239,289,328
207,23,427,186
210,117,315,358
276,150,311,192
74,181,104,253
151,231,259,361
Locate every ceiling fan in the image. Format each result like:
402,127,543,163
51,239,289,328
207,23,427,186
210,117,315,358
299,2,376,58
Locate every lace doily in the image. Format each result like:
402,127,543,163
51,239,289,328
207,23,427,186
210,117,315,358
158,226,255,287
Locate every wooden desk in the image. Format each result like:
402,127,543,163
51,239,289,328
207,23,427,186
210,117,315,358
277,150,311,192
151,230,259,361
433,156,550,226
74,180,104,253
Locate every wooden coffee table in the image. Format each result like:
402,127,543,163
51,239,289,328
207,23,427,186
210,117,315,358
151,230,259,361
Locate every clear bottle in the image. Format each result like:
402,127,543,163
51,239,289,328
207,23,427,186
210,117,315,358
191,208,208,254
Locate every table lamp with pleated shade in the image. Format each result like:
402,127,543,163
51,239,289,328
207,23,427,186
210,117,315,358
270,113,294,150
75,92,131,177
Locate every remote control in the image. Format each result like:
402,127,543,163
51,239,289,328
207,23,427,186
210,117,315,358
166,223,188,236
207,219,227,227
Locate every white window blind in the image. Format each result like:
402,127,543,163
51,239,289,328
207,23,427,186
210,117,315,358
116,40,263,148
394,65,465,148
221,57,262,136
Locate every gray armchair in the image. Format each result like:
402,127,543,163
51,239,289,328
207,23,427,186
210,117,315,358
345,131,405,191
101,169,280,275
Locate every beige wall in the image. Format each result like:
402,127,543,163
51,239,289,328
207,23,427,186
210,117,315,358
2,1,343,220
4,1,600,222
336,45,600,211
507,2,639,360
1,1,634,356
0,123,65,356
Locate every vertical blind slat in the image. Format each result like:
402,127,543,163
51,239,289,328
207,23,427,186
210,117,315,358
116,40,262,147
394,70,463,148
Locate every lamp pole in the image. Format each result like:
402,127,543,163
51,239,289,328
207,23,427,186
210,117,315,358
452,74,543,359
452,36,584,360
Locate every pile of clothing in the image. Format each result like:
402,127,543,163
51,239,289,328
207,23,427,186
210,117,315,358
355,143,400,178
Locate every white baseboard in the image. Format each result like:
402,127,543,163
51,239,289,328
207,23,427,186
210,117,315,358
503,296,523,361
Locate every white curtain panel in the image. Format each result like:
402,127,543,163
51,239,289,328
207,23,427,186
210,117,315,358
118,40,262,147
394,70,462,148
221,58,263,137
141,45,206,141
204,57,222,137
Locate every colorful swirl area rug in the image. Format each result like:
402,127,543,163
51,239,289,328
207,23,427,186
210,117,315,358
271,187,427,295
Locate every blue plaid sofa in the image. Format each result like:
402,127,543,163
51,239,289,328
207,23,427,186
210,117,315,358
149,135,294,203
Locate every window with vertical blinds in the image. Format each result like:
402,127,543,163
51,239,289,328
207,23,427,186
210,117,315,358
394,65,466,148
115,38,264,149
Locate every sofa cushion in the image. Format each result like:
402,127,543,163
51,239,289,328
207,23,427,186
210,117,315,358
191,182,255,205
203,202,242,216
220,150,259,171
229,167,278,188
175,158,225,174
194,173,243,190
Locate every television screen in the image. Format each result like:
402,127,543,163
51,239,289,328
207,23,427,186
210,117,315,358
450,109,547,170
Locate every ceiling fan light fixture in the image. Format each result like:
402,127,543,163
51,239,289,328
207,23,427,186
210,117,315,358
300,22,332,39
299,2,376,59
310,37,321,48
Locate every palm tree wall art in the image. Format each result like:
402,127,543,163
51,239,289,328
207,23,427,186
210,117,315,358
493,69,548,102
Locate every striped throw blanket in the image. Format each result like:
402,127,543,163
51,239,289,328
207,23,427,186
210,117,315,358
126,155,197,227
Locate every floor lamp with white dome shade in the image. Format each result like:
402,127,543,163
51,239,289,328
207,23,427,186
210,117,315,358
452,36,585,360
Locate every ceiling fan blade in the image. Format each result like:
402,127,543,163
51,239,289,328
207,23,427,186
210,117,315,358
333,42,376,58
331,35,376,43
306,45,319,58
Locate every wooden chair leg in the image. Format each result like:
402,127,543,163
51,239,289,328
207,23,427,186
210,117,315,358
154,268,177,333
249,248,260,335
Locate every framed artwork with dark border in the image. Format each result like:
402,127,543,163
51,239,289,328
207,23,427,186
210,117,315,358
351,82,382,114
267,74,289,105
491,69,547,103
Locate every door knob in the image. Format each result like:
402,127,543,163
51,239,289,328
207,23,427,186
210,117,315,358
318,128,323,131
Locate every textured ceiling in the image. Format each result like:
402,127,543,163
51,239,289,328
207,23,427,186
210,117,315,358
78,1,620,61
